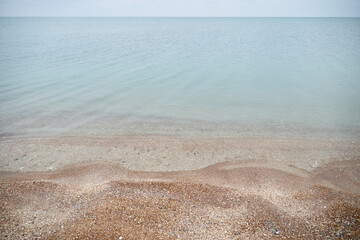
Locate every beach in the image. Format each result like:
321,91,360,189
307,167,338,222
1,135,359,239
0,135,359,173
1,17,360,239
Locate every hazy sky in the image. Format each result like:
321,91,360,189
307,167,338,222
0,0,360,17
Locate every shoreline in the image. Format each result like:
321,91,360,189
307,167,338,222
1,135,359,172
1,135,359,239
2,114,360,140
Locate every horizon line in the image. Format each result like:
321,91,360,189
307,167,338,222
0,16,359,18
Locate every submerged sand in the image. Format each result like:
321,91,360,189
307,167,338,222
0,135,359,239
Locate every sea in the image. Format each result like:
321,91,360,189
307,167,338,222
0,18,359,138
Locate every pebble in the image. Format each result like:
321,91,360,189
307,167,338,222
1,152,359,239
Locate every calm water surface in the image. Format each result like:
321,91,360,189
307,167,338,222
0,18,359,137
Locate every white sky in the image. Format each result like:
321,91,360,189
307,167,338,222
0,0,359,17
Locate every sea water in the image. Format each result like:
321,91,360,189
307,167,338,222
0,18,359,137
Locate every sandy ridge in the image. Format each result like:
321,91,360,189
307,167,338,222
0,135,359,239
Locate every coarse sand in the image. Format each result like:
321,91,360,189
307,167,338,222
0,135,359,239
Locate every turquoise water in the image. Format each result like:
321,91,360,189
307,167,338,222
0,18,359,137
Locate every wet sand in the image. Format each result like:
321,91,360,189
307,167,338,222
0,135,359,239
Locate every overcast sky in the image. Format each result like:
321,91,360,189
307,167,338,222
0,0,359,17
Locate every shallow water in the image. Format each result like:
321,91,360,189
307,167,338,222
0,18,359,137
